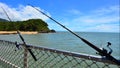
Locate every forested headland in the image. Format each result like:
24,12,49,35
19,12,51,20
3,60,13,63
0,18,55,33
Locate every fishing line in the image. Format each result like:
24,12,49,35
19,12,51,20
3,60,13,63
118,13,120,60
119,23,120,60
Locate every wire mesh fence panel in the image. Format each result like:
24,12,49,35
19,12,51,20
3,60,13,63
27,45,120,68
0,40,23,68
0,40,120,68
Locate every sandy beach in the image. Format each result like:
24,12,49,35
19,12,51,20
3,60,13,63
0,31,38,35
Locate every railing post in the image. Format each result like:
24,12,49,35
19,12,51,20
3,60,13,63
24,47,28,68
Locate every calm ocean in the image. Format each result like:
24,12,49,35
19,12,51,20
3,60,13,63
0,31,120,59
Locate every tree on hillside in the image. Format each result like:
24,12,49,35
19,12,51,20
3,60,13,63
0,19,51,32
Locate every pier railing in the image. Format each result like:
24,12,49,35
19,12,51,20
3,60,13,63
0,40,120,68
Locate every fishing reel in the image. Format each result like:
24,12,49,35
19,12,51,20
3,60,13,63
15,41,21,51
96,42,113,56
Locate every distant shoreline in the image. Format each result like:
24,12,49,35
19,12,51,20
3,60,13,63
0,31,38,35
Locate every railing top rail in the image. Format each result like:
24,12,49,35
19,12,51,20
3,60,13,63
24,44,119,65
0,40,119,66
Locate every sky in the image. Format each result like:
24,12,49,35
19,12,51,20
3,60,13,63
0,0,119,32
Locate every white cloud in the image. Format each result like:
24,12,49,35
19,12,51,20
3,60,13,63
67,5,120,32
74,15,119,25
0,2,50,21
68,9,82,15
92,5,119,16
83,24,119,32
74,5,119,24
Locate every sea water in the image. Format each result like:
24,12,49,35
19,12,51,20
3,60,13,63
0,32,120,59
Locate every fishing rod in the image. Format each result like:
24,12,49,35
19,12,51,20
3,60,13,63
1,7,37,61
17,31,37,61
1,7,12,22
29,4,120,65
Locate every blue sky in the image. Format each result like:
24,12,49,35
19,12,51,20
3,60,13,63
0,0,119,32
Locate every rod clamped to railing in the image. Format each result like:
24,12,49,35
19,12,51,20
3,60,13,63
28,4,120,65
17,30,37,61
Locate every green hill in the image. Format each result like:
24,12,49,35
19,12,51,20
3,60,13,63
0,18,9,22
0,19,55,33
